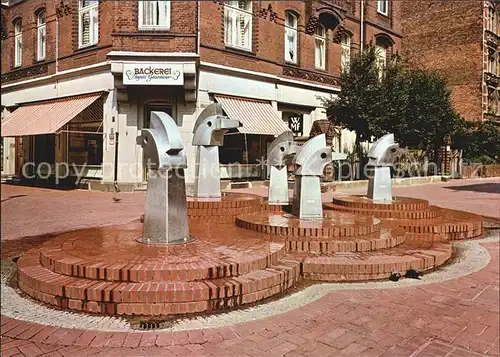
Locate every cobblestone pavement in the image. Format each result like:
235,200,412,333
1,179,499,356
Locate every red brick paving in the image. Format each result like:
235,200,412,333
1,241,498,356
1,180,499,356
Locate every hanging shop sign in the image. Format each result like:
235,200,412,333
288,114,303,136
123,63,184,85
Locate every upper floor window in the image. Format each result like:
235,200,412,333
13,19,22,67
315,24,326,70
487,5,497,34
488,49,497,75
138,1,171,30
375,45,387,79
377,0,388,16
37,10,46,61
79,0,98,48
224,1,252,51
284,12,298,63
340,33,351,72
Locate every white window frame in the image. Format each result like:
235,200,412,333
224,1,252,51
340,33,351,72
14,19,22,67
37,10,46,61
284,12,298,64
377,0,389,16
78,0,99,48
315,24,326,70
138,1,171,31
375,45,387,79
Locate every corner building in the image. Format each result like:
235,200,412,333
401,0,499,123
1,0,401,189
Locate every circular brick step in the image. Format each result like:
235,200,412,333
37,223,286,282
18,249,301,316
285,227,407,254
39,223,285,282
323,202,440,219
332,196,430,211
187,192,263,223
393,208,484,240
296,238,452,282
325,196,484,241
236,211,381,238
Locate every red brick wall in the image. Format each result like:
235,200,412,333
2,0,402,88
401,0,483,122
201,1,401,84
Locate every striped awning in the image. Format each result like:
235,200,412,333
1,93,102,137
214,95,290,136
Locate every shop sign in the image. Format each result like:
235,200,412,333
288,114,303,136
108,128,115,146
123,63,184,85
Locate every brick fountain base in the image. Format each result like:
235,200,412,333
16,193,483,316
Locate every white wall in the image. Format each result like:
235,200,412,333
1,71,114,106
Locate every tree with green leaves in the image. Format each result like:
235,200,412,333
322,43,463,164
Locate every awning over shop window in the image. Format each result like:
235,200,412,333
1,93,102,137
214,95,290,136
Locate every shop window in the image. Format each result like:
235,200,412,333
13,19,22,67
78,0,98,48
315,24,326,70
37,9,46,61
340,32,351,72
377,0,388,16
68,124,103,166
138,1,171,31
224,1,252,51
34,135,55,165
144,104,172,128
284,11,298,63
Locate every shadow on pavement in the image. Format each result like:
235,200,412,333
445,183,500,194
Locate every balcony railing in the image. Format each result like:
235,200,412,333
485,30,499,47
485,71,499,87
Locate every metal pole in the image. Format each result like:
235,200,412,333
360,0,364,53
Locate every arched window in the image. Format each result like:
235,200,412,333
340,32,351,72
375,45,387,78
284,11,298,63
315,24,326,70
224,1,252,51
13,19,22,67
37,10,46,61
79,0,99,48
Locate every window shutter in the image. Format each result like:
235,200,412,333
81,11,91,45
158,1,169,26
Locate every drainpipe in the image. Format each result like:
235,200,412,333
360,0,364,53
197,0,200,55
55,16,59,73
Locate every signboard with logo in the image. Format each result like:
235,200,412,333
288,114,303,136
123,63,184,85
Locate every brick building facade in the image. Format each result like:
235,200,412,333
1,0,401,189
401,0,499,123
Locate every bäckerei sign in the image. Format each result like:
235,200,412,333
123,63,184,85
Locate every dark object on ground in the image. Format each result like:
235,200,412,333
389,271,401,282
405,269,423,279
112,197,122,203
